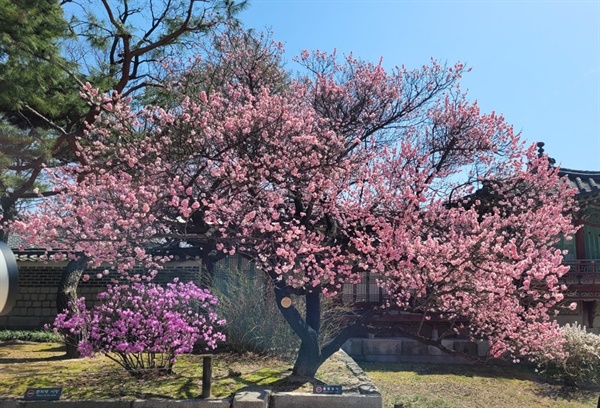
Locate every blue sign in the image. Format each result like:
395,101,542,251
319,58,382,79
313,385,343,394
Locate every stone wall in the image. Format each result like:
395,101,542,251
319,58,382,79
0,260,207,330
0,264,65,329
342,337,490,364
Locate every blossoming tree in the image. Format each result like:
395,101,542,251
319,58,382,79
12,30,576,377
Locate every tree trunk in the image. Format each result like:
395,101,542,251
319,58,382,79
292,287,322,377
200,244,227,288
56,257,88,358
268,274,325,378
201,254,215,288
292,336,322,378
305,288,320,334
269,272,375,378
0,196,17,242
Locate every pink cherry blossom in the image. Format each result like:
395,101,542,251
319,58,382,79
11,29,576,370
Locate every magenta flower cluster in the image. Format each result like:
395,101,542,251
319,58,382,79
53,279,225,376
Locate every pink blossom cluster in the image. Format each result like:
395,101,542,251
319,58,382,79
52,279,225,376
13,29,576,361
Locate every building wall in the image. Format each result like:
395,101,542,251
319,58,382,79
0,260,208,330
342,273,599,336
555,299,600,331
3,255,596,333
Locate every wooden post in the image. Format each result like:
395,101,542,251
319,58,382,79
201,356,212,398
575,219,586,260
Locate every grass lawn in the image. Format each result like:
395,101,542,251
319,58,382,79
362,362,600,408
0,341,286,399
0,341,360,400
4,340,599,407
0,341,366,399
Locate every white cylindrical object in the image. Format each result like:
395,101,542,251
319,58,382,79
0,242,19,316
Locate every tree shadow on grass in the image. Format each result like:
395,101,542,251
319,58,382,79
175,377,197,399
216,366,328,394
235,373,331,393
268,376,329,392
35,345,66,353
0,355,67,364
533,382,600,405
0,349,67,363
0,341,68,363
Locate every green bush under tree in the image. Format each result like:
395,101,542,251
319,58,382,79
0,330,62,343
210,266,352,359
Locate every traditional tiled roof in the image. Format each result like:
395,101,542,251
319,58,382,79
6,233,22,249
13,252,51,262
9,246,206,263
559,168,600,198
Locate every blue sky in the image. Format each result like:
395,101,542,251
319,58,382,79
240,0,600,170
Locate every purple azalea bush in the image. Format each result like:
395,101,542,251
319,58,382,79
53,279,225,377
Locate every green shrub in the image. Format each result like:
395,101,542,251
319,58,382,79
0,330,62,343
537,323,600,386
210,267,297,358
210,267,352,359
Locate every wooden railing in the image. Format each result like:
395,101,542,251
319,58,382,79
343,260,600,305
564,259,600,274
562,260,600,286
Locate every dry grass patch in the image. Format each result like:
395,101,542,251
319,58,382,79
362,362,600,408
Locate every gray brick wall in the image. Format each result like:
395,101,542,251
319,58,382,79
0,260,211,330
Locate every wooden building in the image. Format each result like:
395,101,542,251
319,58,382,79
342,164,600,335
556,168,600,331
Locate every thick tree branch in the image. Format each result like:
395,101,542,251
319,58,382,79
320,308,377,363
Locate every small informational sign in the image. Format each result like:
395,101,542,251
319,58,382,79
313,385,342,395
24,388,63,401
280,297,292,308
